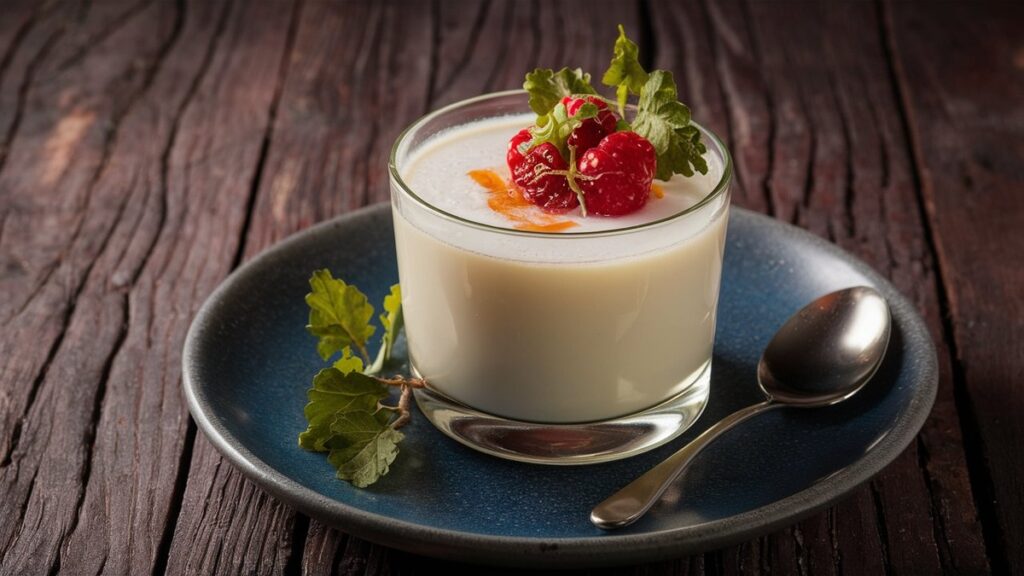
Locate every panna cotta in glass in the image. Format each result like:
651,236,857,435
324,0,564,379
389,90,732,463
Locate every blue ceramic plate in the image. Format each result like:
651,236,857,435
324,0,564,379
183,204,937,568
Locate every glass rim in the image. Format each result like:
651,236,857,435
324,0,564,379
387,89,734,238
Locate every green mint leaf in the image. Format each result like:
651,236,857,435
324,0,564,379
602,24,648,116
367,284,402,375
306,269,376,362
631,70,708,180
298,367,388,451
326,410,389,450
327,411,404,488
658,125,708,179
523,67,596,116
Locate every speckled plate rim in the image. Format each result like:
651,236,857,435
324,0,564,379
182,203,938,568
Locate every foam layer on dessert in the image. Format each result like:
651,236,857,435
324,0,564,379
395,113,729,264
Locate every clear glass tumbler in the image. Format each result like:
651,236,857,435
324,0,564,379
389,91,732,464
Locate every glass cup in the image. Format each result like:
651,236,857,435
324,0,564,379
389,91,732,464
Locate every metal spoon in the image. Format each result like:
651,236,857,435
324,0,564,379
590,286,891,530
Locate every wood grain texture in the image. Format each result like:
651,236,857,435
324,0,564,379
887,1,1024,574
0,0,186,573
0,0,295,573
154,1,302,573
0,0,1016,574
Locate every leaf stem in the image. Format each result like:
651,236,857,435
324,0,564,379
375,375,427,389
390,385,414,429
566,145,587,216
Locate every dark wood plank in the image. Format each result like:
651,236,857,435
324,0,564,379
887,1,1024,574
0,0,296,573
59,1,295,571
84,0,305,574
698,0,772,215
0,0,186,572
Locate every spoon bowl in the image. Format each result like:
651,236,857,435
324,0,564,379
590,286,891,530
758,286,891,407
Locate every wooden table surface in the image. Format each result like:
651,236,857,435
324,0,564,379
1,0,1021,574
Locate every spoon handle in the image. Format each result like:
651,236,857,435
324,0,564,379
591,400,778,530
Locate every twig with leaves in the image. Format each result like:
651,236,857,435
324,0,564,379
299,269,421,487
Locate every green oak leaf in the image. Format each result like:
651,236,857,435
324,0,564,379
306,269,376,362
298,367,388,452
523,67,596,116
602,25,649,116
327,411,404,488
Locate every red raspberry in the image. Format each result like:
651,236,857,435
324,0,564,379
576,131,656,216
507,128,578,213
561,96,618,153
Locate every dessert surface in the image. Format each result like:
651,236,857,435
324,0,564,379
402,113,723,233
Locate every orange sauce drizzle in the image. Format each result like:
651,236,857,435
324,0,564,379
467,169,578,233
651,183,665,199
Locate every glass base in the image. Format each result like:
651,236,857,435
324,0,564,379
412,364,711,465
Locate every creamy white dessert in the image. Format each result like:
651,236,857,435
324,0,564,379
392,113,728,423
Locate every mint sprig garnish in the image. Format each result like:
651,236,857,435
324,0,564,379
601,24,648,117
632,71,708,179
523,67,596,116
521,26,708,182
300,269,422,488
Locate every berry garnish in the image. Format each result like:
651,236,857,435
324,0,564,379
576,131,656,216
562,96,617,153
501,25,707,219
507,128,578,212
